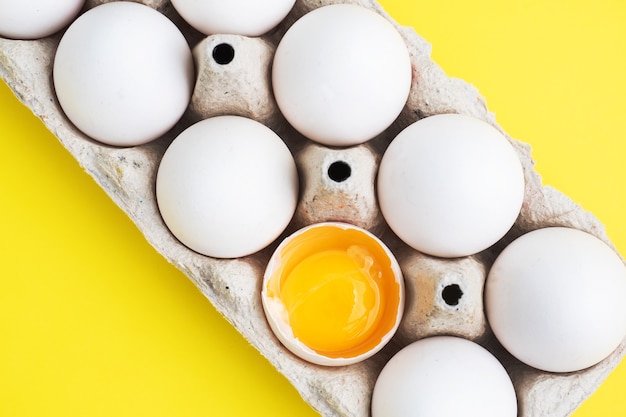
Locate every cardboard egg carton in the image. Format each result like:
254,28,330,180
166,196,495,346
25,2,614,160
1,0,624,415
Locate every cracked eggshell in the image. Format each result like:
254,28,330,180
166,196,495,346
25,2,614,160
261,222,405,366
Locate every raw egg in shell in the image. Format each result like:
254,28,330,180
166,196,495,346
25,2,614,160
171,0,296,36
372,336,517,417
272,4,412,147
156,116,298,259
377,113,525,258
0,0,84,40
485,227,626,373
262,222,404,366
53,2,194,147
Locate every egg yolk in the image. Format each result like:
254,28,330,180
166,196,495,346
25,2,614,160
265,225,401,359
281,246,383,353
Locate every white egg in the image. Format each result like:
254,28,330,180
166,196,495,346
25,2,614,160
0,0,84,40
53,2,194,147
485,227,626,373
377,113,525,258
171,0,295,36
272,4,412,147
156,116,298,259
372,336,517,417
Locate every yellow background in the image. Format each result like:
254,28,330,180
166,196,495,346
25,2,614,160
1,0,624,415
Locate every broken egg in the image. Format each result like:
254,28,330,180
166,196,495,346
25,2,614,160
261,222,404,366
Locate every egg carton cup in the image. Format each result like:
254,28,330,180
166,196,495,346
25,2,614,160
1,0,624,416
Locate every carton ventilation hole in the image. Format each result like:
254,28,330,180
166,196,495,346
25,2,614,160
328,161,352,183
213,43,235,65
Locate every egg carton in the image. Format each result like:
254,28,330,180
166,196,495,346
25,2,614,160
1,0,624,416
